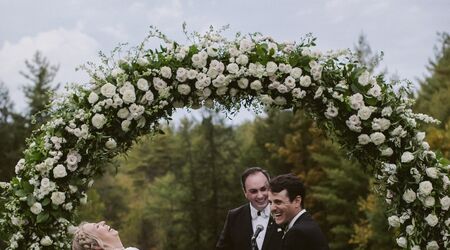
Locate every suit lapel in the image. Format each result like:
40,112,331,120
262,216,278,250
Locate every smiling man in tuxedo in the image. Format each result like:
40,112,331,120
269,174,329,250
216,167,283,250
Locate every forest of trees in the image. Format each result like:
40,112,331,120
0,33,448,249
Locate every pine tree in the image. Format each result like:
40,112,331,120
21,51,59,130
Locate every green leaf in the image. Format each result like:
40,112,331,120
41,198,51,206
27,195,36,207
15,189,27,197
36,213,49,224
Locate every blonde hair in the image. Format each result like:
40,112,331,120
72,222,105,250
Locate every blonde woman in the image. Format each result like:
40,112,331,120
72,221,138,250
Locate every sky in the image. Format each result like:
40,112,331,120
0,0,449,123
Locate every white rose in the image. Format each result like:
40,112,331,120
137,57,148,66
388,215,401,227
424,196,435,207
370,132,385,145
40,236,53,246
160,66,172,79
402,189,416,203
401,152,414,163
30,202,43,215
187,69,198,80
440,196,450,210
235,78,247,89
101,83,116,98
137,78,149,91
290,67,302,79
381,147,393,156
425,167,439,179
424,214,438,227
292,88,306,99
250,80,262,91
69,185,78,193
358,134,371,145
153,77,167,90
176,67,188,82
426,241,439,250
239,38,253,52
144,91,154,104
314,86,324,99
105,138,117,150
207,46,218,57
357,106,372,120
277,84,288,94
325,105,338,119
273,96,287,106
260,95,273,105
226,63,239,74
284,76,296,89
411,246,420,250
117,108,130,119
349,93,364,110
358,71,370,86
299,75,312,87
406,224,415,235
371,118,391,131
416,132,426,141
418,181,433,196
236,54,249,65
266,61,278,75
88,92,99,104
122,89,136,104
122,120,131,132
53,164,67,178
178,84,191,95
91,114,107,129
111,68,125,78
396,237,407,248
367,84,382,98
51,191,66,206
381,106,393,117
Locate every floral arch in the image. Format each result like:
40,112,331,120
0,26,449,249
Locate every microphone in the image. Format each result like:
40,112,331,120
251,225,264,250
251,224,265,241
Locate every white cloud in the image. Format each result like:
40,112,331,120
0,28,99,112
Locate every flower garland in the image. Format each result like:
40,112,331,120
0,26,449,249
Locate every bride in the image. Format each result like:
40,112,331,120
72,221,138,250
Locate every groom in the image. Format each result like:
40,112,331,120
216,167,283,250
269,174,329,250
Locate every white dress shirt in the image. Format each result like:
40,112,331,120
250,203,271,250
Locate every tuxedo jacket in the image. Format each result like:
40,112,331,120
216,203,283,250
282,211,329,250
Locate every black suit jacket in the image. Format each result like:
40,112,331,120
282,211,329,250
216,203,283,250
